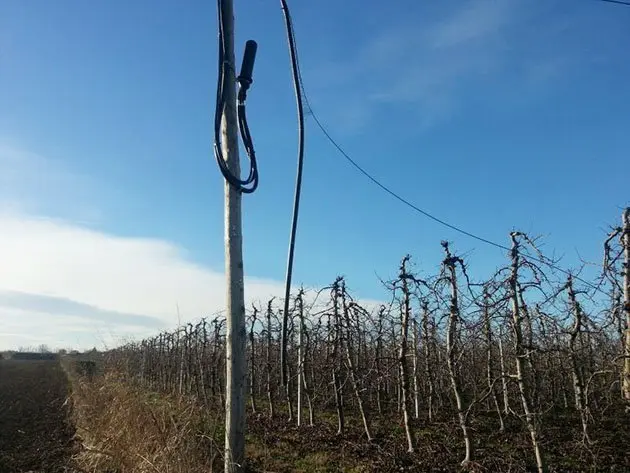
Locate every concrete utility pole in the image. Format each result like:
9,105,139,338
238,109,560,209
219,0,246,471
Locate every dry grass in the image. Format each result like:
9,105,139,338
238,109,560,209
65,362,630,472
68,368,223,473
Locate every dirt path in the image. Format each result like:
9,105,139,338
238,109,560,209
0,360,76,473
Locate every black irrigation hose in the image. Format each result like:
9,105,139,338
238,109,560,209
214,0,259,194
280,0,306,386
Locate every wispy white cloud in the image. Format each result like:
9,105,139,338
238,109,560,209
0,211,291,350
427,0,515,49
0,143,384,351
303,0,590,131
0,210,384,351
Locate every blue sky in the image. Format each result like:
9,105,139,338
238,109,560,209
0,0,628,349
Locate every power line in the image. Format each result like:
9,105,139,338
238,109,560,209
596,0,630,6
291,65,607,295
318,109,610,292
304,96,607,293
307,105,510,253
279,1,611,296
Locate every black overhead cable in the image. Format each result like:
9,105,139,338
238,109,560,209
303,94,607,294
275,0,614,304
214,0,259,194
280,30,607,295
279,0,306,387
596,0,630,6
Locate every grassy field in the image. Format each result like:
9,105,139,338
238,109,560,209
0,359,77,473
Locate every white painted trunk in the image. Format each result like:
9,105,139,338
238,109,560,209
567,277,590,443
443,247,472,465
484,299,505,432
399,257,415,453
341,289,373,441
412,320,420,420
509,234,545,473
498,326,510,416
422,303,434,422
297,294,304,426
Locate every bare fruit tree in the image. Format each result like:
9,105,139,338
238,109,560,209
102,210,630,472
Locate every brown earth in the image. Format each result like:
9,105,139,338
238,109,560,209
0,360,77,473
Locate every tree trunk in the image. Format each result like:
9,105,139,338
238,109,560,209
509,233,545,473
422,302,434,422
266,299,275,419
412,319,420,420
331,283,345,435
520,294,540,410
567,276,590,443
286,363,294,422
178,330,185,396
340,282,373,441
498,327,510,416
376,307,384,415
297,291,304,426
399,256,416,453
249,307,258,415
484,292,505,432
304,356,314,427
442,243,472,465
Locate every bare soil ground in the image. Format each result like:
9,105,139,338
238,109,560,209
244,409,630,473
0,360,76,473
